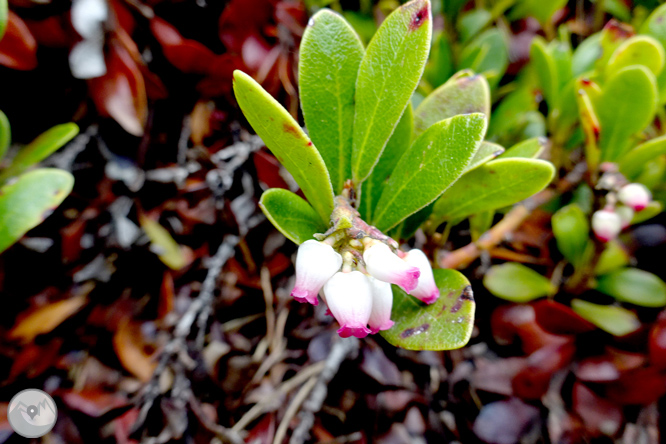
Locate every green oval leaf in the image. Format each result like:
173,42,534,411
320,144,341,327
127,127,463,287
373,113,486,231
380,268,474,350
259,188,328,245
0,123,79,183
598,66,658,162
0,169,74,254
299,9,364,194
351,0,432,184
618,134,666,179
607,35,665,77
358,104,413,222
414,69,490,138
430,158,555,223
530,36,558,109
571,299,641,336
552,204,592,269
464,141,504,173
595,268,666,307
630,201,662,225
458,28,508,89
640,3,666,49
0,0,7,41
233,70,334,222
594,241,630,276
0,109,10,160
483,263,555,302
499,137,546,159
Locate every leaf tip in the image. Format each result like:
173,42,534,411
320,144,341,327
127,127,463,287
407,0,431,31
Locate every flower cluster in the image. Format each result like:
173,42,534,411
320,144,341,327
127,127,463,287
290,238,439,339
592,182,652,242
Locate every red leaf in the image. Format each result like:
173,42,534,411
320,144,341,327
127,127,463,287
605,367,666,405
649,320,666,370
512,342,576,399
88,40,147,136
573,383,623,437
533,299,596,335
491,304,571,354
60,389,128,417
218,0,275,51
25,15,72,48
574,348,646,382
150,17,216,75
0,11,38,70
195,53,245,97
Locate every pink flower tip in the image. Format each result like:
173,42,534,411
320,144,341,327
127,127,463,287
618,183,651,212
369,320,394,334
338,325,371,338
291,288,319,306
419,290,440,305
592,209,622,243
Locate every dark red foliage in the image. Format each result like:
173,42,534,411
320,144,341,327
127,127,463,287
533,299,596,335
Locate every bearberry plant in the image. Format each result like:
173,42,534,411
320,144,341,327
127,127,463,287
233,0,555,350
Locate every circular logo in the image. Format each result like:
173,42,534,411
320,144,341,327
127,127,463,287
7,389,58,438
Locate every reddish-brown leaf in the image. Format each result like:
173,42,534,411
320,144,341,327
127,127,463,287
113,320,157,382
25,15,72,48
218,0,274,51
491,304,572,354
60,389,128,417
0,11,38,70
649,320,666,369
512,342,576,399
573,382,623,437
605,367,666,405
9,295,87,342
533,300,597,335
150,17,216,75
88,40,147,136
574,348,646,382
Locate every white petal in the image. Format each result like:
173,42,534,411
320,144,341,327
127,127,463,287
363,242,420,293
367,276,394,333
404,249,440,304
324,271,372,338
291,240,342,305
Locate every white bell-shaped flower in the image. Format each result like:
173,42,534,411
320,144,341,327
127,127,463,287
363,242,420,293
618,183,651,211
403,249,440,304
592,209,622,242
367,276,394,334
324,271,373,338
291,240,342,306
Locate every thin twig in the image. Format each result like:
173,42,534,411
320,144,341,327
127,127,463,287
289,338,360,444
273,376,319,444
439,162,587,270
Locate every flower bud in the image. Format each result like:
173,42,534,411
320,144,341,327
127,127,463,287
324,271,373,338
367,276,394,334
618,183,651,211
403,249,440,304
615,205,634,229
592,209,622,242
291,240,342,306
363,242,420,293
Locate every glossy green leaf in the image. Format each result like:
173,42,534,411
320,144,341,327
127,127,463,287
458,28,508,89
0,169,74,254
373,113,486,231
596,21,632,72
636,155,666,189
0,109,9,160
380,268,474,350
0,123,78,183
607,35,665,77
259,188,327,245
510,0,567,27
594,241,630,276
597,66,658,162
618,135,666,179
630,201,662,224
464,141,504,173
413,69,490,138
530,37,558,108
358,104,413,221
552,204,592,269
640,3,666,49
572,32,602,77
499,137,545,159
423,31,454,88
0,0,6,41
469,210,494,242
458,9,491,43
233,70,334,222
571,299,641,336
139,214,189,270
484,263,555,302
595,268,666,307
430,158,555,223
351,0,432,184
299,9,364,194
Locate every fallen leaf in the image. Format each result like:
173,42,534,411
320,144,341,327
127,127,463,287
0,11,37,70
112,320,157,382
9,295,87,342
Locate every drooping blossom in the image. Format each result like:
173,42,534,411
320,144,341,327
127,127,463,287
324,271,373,338
367,276,394,334
291,240,342,305
618,183,651,211
592,209,622,242
403,249,440,304
363,242,420,292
